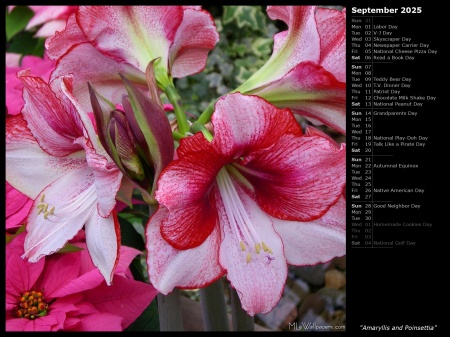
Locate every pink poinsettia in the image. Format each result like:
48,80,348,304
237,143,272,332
46,6,219,112
6,53,56,116
146,93,346,315
6,231,157,331
6,182,33,230
9,6,78,37
5,70,123,285
236,6,346,134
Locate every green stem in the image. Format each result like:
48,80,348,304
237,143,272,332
197,99,216,125
190,122,213,142
229,286,254,331
164,84,189,136
157,290,184,331
199,278,230,331
172,131,184,141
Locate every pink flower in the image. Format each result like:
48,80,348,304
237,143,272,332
236,6,346,134
6,53,56,116
46,6,219,111
9,6,78,37
5,70,123,285
6,232,157,331
6,182,33,230
146,93,346,315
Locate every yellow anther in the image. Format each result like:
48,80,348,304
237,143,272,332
267,248,273,254
37,208,44,215
255,243,261,254
246,252,251,263
262,242,269,252
43,204,48,213
49,207,55,215
37,204,44,210
40,194,45,202
240,241,246,251
44,212,49,219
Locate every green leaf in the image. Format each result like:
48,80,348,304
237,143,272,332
7,31,45,57
6,223,26,244
5,6,34,41
235,66,254,84
125,297,160,331
251,37,273,57
118,216,145,251
222,6,267,33
57,243,84,254
222,6,238,25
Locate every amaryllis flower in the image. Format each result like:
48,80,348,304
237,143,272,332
6,231,157,331
5,70,123,285
8,6,78,37
146,93,346,315
235,6,346,134
5,54,56,230
45,6,219,112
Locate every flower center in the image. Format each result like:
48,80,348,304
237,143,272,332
216,166,273,264
15,289,49,319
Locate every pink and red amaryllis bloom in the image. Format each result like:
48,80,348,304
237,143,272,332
146,93,346,316
236,6,346,134
6,232,157,331
5,70,123,285
45,6,219,112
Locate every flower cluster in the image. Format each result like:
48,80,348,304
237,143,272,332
6,5,346,330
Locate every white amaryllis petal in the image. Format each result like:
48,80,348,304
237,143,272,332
84,211,120,285
216,172,287,316
34,20,67,38
26,6,73,29
273,196,346,266
51,43,147,112
146,207,225,293
45,13,88,60
6,114,87,199
265,6,320,78
77,6,182,73
316,7,346,82
255,61,346,134
23,166,97,263
169,7,219,78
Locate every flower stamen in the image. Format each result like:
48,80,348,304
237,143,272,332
240,241,246,251
217,167,274,264
36,195,55,220
15,289,49,320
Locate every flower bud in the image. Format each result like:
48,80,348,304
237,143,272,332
89,62,174,204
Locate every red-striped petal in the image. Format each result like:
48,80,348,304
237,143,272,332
239,133,346,221
146,207,225,293
156,143,227,249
